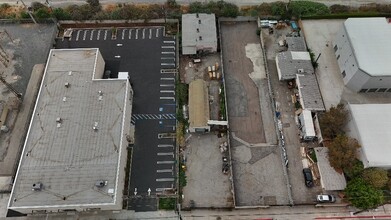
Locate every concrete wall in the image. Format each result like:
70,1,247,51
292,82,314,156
93,50,106,80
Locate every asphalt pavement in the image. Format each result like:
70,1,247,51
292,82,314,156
56,26,177,211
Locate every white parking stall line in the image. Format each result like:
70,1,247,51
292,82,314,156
161,57,175,61
163,40,175,44
156,28,159,37
156,178,174,182
161,63,176,67
149,29,152,39
104,30,108,40
156,188,174,192
157,152,174,157
76,30,81,41
160,90,175,94
135,29,139,40
142,29,145,39
158,144,174,148
82,30,88,40
97,30,101,40
160,84,175,87
160,97,175,101
90,30,94,40
160,77,175,81
157,161,175,164
162,46,175,49
161,52,175,55
157,169,173,173
121,29,126,40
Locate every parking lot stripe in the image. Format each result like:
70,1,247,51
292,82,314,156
142,29,145,39
97,30,101,40
160,90,175,94
129,29,132,39
156,188,173,192
104,30,108,40
161,57,175,61
122,29,126,40
157,161,175,164
149,29,152,39
82,30,87,40
157,169,172,173
158,144,174,148
160,84,175,87
161,52,175,55
163,41,175,44
156,178,174,182
160,97,175,101
161,63,176,67
157,152,174,156
162,46,175,49
156,28,159,38
76,30,81,41
136,29,139,40
160,77,175,81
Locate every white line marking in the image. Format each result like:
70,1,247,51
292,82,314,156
158,152,174,156
129,29,132,39
104,30,108,40
156,28,159,37
161,52,175,55
97,30,101,40
158,144,174,148
136,29,139,40
83,30,87,40
156,178,175,182
122,29,126,40
161,77,175,81
90,30,94,40
149,28,152,39
157,161,175,164
160,97,175,101
163,41,175,44
161,57,175,60
162,46,175,49
161,63,176,66
160,90,175,94
142,29,145,39
156,188,173,192
160,84,175,87
157,169,173,173
76,30,81,41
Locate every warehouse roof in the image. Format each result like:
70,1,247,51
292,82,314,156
315,147,347,191
276,51,314,80
296,74,325,111
182,13,217,55
9,49,130,209
189,79,209,129
349,104,391,168
286,37,307,51
344,17,391,76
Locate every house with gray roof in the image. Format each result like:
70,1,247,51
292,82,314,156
182,13,217,55
276,51,314,81
286,36,307,51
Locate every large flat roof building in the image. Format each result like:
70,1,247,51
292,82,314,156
348,104,391,168
334,18,391,92
8,49,133,214
182,13,217,55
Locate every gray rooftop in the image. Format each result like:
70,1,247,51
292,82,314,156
296,74,325,111
276,51,314,80
182,13,217,55
9,49,130,209
344,17,391,77
315,147,346,191
286,37,307,51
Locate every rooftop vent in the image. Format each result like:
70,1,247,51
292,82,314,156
196,28,199,33
196,13,199,18
198,19,201,24
62,97,67,102
65,82,70,88
32,182,43,191
68,71,72,76
93,122,98,131
98,91,103,95
297,69,304,73
56,117,62,123
95,180,107,188
199,36,202,41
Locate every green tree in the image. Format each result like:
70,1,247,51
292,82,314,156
270,1,287,17
31,2,46,11
52,8,71,20
345,178,384,210
343,159,364,180
34,8,50,19
362,168,389,189
328,134,360,171
319,103,348,139
289,1,330,18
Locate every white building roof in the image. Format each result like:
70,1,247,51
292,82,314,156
344,17,391,77
182,13,217,55
315,147,346,191
9,49,130,210
349,104,391,168
300,110,315,138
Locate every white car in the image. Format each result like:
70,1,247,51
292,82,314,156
317,194,336,203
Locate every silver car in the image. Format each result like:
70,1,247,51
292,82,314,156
317,194,336,203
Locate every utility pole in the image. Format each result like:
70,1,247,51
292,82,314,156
19,0,37,24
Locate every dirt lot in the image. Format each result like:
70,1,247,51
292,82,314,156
182,134,233,208
221,21,288,206
301,19,391,110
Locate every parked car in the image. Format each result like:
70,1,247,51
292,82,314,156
303,168,313,187
317,194,336,203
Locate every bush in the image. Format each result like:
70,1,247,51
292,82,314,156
344,159,364,180
270,1,286,17
189,1,239,17
330,4,352,13
289,1,330,18
31,2,46,11
34,8,51,19
0,3,10,10
52,8,71,20
345,178,384,210
159,197,176,210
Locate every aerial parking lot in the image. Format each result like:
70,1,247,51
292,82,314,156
56,25,177,212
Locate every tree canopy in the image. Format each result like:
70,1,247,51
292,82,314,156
327,134,360,171
362,168,389,189
319,103,348,139
345,178,384,210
